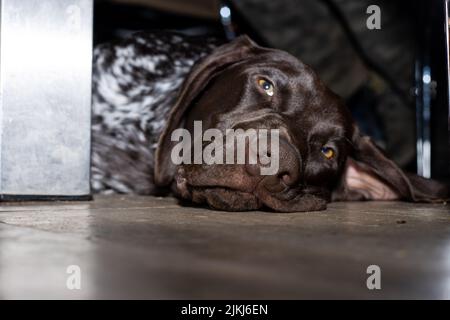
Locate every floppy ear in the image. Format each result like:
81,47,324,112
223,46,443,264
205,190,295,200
154,35,270,186
332,125,449,203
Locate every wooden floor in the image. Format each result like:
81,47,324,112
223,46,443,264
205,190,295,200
0,195,449,299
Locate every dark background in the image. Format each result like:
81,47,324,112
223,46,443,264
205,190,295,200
93,0,450,183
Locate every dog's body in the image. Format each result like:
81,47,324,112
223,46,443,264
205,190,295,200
91,31,220,194
92,31,448,212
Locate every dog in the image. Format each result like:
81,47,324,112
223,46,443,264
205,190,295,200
92,31,448,212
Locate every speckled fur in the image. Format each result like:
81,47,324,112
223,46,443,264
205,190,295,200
91,31,220,194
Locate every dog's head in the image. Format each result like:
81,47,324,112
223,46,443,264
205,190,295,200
154,36,448,212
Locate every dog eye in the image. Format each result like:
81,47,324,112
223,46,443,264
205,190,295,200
321,146,335,160
257,78,274,96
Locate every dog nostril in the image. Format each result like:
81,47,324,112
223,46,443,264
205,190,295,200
245,163,260,176
280,173,291,185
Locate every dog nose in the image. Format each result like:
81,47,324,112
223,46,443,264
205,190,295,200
245,138,301,192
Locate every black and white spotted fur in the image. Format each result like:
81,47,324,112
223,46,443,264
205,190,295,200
91,31,221,194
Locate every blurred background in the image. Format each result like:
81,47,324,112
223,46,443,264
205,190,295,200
94,0,450,183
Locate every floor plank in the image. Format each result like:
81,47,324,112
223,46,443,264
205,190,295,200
0,195,449,299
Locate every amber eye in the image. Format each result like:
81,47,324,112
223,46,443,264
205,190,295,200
321,146,335,159
258,78,274,96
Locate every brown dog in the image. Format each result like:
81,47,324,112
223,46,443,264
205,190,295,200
92,32,448,212
154,36,448,212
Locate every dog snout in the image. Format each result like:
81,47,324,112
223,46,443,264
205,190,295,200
277,138,301,186
245,138,301,193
